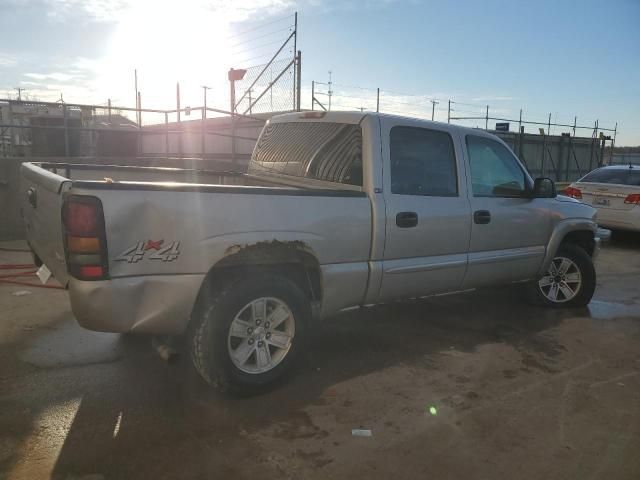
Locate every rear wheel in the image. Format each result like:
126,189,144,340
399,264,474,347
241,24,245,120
528,243,596,308
189,273,310,393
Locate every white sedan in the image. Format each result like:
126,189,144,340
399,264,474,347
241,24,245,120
564,165,640,233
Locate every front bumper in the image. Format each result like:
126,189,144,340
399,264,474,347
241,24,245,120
69,274,205,334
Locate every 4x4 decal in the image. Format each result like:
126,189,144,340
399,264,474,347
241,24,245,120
115,240,180,263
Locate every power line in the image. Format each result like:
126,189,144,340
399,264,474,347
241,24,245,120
227,13,294,39
229,25,294,49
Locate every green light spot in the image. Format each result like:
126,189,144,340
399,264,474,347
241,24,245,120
429,406,437,416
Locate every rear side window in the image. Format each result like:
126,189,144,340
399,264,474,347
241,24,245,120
390,126,458,196
251,122,363,186
580,168,640,186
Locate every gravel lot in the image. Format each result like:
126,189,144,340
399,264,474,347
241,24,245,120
1,235,639,480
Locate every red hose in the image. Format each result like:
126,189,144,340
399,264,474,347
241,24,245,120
0,263,64,290
0,264,35,270
0,279,64,289
0,271,37,279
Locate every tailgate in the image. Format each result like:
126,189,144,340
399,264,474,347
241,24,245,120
21,163,71,285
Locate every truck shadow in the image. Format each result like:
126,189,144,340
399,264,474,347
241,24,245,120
609,230,640,248
42,286,591,479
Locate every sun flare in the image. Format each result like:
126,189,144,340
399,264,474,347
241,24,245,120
95,0,232,110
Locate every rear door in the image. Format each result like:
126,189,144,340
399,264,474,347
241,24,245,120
21,163,71,285
378,119,471,301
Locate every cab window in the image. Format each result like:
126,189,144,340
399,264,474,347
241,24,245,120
390,126,458,196
466,135,527,197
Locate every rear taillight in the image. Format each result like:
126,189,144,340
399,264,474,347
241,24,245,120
62,195,108,280
624,193,640,205
563,186,582,199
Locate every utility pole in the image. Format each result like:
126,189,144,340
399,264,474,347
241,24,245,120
447,100,451,124
327,70,333,111
430,100,439,121
201,85,211,160
15,87,24,101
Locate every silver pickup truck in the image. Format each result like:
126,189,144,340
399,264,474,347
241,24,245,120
21,111,598,391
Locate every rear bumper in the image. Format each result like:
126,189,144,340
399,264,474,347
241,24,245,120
69,274,205,334
597,208,640,232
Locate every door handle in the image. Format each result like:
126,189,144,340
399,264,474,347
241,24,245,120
396,211,418,228
474,210,491,224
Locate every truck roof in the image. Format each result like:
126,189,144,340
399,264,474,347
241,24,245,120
270,110,493,136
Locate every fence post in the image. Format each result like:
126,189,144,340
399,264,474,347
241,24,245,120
165,112,169,158
7,101,13,157
311,81,315,111
63,104,70,158
376,88,380,113
588,120,596,171
137,91,142,158
611,122,617,164
293,12,298,112
296,50,302,112
447,100,451,124
485,105,489,130
541,128,546,178
230,74,237,166
176,82,182,159
201,107,206,160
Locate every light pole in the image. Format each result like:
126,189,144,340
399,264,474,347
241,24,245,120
201,85,211,116
228,68,247,165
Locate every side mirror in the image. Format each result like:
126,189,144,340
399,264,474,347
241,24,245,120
532,177,556,198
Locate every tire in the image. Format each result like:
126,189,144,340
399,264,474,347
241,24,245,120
189,273,310,393
527,243,596,308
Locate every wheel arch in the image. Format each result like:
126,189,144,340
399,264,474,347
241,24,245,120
190,240,323,323
538,219,598,276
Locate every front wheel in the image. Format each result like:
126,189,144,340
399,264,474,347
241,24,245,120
527,244,596,308
189,273,310,393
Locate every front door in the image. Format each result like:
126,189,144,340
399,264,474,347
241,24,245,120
379,121,471,301
462,134,551,288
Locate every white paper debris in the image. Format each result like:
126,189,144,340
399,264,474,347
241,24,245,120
11,290,32,296
36,264,51,284
351,429,372,437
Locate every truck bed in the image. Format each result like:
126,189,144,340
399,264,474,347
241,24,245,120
37,162,280,188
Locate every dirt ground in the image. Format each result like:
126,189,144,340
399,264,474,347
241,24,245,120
1,235,639,480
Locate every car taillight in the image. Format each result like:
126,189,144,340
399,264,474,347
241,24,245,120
624,193,640,205
563,186,582,199
62,195,108,280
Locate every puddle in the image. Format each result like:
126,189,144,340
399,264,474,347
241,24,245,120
587,300,640,320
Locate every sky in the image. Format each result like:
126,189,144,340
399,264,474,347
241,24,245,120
0,0,639,144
